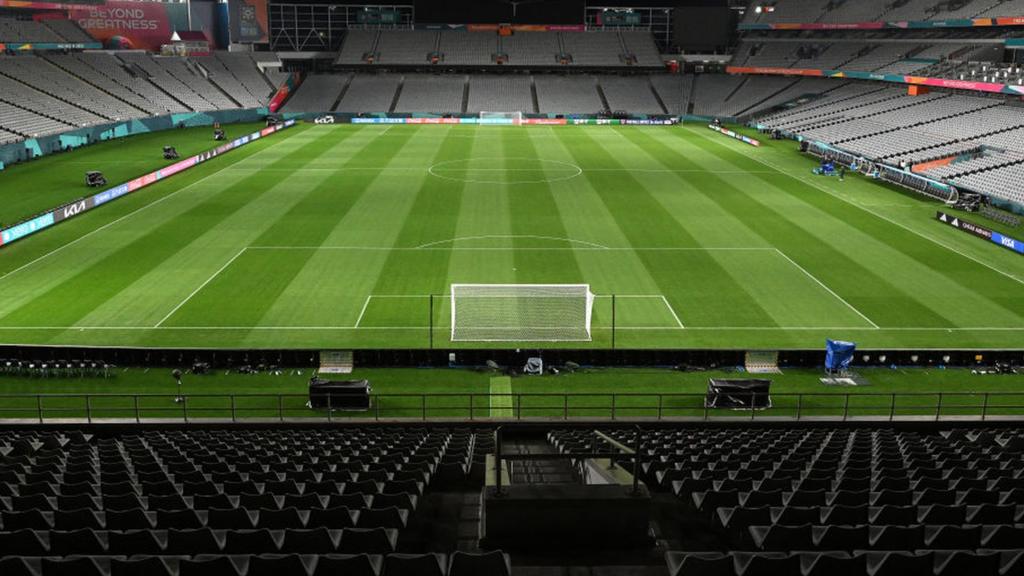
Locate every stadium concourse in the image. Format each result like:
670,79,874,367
2,0,1024,574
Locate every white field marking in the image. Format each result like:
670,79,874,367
427,157,583,184
416,235,610,250
773,248,880,329
661,295,686,329
353,295,373,328
4,325,1023,331
154,247,248,328
0,135,297,284
247,245,777,252
688,126,1024,287
224,166,777,175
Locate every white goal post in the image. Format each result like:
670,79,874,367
479,111,523,125
450,284,596,342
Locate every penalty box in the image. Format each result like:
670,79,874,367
158,246,874,330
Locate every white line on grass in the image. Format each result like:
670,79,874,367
661,295,686,329
247,245,777,252
5,325,1024,331
690,126,1024,287
773,248,880,329
153,247,248,328
417,235,609,249
353,295,373,328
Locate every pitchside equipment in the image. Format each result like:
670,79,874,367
450,284,595,342
480,111,523,125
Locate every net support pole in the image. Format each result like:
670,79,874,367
429,294,435,350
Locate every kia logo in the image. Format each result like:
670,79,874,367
63,201,87,219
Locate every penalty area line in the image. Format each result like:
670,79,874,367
153,247,248,328
773,248,880,330
353,295,373,328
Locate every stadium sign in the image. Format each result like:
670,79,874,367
0,120,296,249
936,211,1024,255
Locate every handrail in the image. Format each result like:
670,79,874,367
0,391,1020,423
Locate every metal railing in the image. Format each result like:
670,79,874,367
0,391,1021,423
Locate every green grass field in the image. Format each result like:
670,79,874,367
0,122,1022,350
0,367,1021,421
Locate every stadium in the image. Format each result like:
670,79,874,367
1,0,1024,574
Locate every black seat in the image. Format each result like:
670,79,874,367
179,555,241,576
803,552,866,576
935,550,1001,576
111,556,174,576
308,506,355,528
0,528,49,556
247,554,309,576
106,507,154,530
338,528,396,554
742,552,801,576
41,557,105,576
224,529,281,554
310,554,381,576
50,528,107,555
259,506,306,529
207,507,255,529
109,529,166,556
448,550,511,576
280,527,338,554
382,553,445,576
867,551,934,576
0,557,36,576
665,552,733,576
166,528,223,555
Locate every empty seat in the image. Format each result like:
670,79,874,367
42,557,105,576
180,555,241,576
224,529,281,554
338,528,396,554
665,552,733,576
311,554,381,576
448,550,511,576
248,554,309,576
111,556,174,576
383,553,446,576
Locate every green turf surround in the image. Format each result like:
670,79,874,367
0,123,1021,350
0,367,1021,420
0,123,265,226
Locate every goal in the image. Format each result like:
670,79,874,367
479,111,523,125
450,284,596,342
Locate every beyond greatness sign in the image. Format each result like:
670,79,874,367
68,1,183,50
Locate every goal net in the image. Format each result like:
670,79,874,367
450,284,595,342
479,111,523,125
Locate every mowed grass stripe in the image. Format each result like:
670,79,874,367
9,128,350,329
526,130,668,302
159,126,416,328
82,131,385,329
504,128,587,284
562,128,782,328
0,128,334,328
683,129,1024,325
632,128,952,329
227,127,430,331
444,129,517,291
0,126,310,283
599,127,862,329
677,128,1024,328
357,127,476,334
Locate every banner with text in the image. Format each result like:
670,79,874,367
68,1,187,51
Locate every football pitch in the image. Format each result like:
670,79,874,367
0,122,1022,350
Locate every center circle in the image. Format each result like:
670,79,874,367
428,157,583,184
